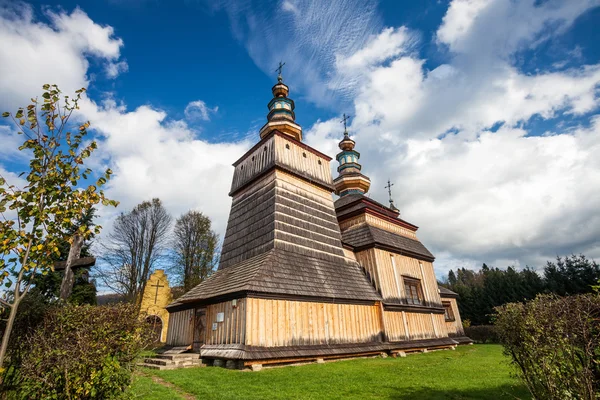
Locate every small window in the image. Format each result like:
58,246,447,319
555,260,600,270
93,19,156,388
252,156,255,161
264,146,267,152
403,277,424,305
285,144,290,149
318,160,322,165
302,152,307,158
443,301,455,322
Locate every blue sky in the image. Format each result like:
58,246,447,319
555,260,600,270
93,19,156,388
1,0,600,277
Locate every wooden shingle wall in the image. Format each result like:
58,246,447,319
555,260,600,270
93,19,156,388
272,170,347,260
244,298,382,347
339,214,417,240
166,309,194,346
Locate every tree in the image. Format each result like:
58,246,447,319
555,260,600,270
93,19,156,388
544,254,600,296
100,198,172,306
0,85,118,371
172,210,219,291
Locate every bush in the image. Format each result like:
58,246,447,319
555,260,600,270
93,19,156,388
463,325,499,344
495,293,600,400
16,303,152,400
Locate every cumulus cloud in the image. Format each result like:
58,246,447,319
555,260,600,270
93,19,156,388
105,60,129,78
184,100,218,121
0,3,246,241
302,0,600,273
0,3,125,110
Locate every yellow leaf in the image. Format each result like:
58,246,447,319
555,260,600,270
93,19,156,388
37,244,43,251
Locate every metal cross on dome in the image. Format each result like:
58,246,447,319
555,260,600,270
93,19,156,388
385,179,395,206
340,113,351,134
275,61,286,79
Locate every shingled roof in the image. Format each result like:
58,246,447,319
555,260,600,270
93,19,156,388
438,285,459,298
169,247,382,310
341,224,435,262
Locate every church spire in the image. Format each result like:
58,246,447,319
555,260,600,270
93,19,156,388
333,114,371,197
259,61,303,142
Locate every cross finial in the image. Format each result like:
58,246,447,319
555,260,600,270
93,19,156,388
340,113,351,135
384,179,399,212
275,61,286,81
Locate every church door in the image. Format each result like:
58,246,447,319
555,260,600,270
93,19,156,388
193,308,206,352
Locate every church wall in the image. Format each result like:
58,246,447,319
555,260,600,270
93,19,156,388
205,298,247,345
383,311,447,342
166,309,194,346
274,134,332,186
244,298,382,347
443,298,465,337
272,170,347,260
339,214,417,240
355,247,442,307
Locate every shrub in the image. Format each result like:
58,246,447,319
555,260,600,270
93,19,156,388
495,293,600,400
463,325,499,343
17,303,152,400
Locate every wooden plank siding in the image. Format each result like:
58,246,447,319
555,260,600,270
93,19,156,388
355,248,443,307
166,309,194,346
444,298,465,337
205,298,247,345
245,298,382,347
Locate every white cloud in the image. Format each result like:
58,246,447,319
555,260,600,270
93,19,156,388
304,0,600,273
0,3,245,243
79,97,249,237
0,3,125,110
105,60,129,78
184,100,218,121
211,0,382,105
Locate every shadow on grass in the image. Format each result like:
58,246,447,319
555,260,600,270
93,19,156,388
384,384,531,400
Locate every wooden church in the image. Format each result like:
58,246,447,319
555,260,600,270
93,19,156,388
165,70,471,368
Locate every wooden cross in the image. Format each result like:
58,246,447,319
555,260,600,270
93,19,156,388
385,179,395,206
275,61,286,78
340,113,351,133
151,280,164,304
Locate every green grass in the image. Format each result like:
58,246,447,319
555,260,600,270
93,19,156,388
132,344,530,400
130,375,185,400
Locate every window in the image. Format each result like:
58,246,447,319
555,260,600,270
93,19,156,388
443,302,455,322
403,277,424,305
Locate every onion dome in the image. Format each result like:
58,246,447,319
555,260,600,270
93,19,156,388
333,115,371,197
259,64,303,142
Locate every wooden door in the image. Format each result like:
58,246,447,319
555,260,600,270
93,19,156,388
193,308,206,352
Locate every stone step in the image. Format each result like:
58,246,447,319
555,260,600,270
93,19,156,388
155,353,200,360
137,362,176,371
144,358,176,366
143,357,203,367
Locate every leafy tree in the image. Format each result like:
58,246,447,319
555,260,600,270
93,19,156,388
0,85,118,371
25,207,99,305
99,198,172,306
172,210,219,291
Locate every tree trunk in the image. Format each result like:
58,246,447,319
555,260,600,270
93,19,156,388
0,296,20,373
59,234,84,301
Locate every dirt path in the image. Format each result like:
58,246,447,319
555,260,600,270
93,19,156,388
141,371,197,400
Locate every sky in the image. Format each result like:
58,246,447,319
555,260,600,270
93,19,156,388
0,0,599,278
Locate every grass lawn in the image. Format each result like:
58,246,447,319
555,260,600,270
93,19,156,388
131,344,530,400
